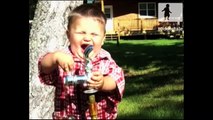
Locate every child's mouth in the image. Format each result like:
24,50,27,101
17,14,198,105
81,44,93,58
81,44,89,51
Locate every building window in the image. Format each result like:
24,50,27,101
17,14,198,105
84,0,95,4
138,2,156,18
104,8,111,18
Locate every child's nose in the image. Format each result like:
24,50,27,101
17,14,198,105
83,34,92,42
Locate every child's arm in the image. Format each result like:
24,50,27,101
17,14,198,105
88,60,125,100
88,72,116,91
40,51,74,74
38,51,74,85
162,8,165,12
101,76,117,91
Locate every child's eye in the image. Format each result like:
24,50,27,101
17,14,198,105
76,31,86,34
91,33,99,36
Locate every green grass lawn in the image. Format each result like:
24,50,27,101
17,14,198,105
103,39,184,119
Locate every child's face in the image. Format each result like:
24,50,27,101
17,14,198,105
67,16,105,60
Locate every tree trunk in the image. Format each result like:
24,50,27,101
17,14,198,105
29,1,83,119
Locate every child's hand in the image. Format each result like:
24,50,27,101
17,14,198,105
54,51,74,72
87,71,104,90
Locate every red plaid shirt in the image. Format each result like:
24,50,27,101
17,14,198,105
38,47,125,119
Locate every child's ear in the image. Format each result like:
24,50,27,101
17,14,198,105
101,36,105,45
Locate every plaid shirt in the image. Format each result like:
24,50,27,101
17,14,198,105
38,47,125,120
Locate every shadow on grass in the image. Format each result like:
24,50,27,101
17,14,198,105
118,99,183,119
103,40,184,119
123,72,183,97
103,41,183,71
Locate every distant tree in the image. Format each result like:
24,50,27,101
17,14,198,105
29,0,83,119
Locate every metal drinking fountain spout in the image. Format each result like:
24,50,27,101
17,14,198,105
83,45,98,94
64,45,97,93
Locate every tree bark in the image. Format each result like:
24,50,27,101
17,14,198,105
29,1,83,119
